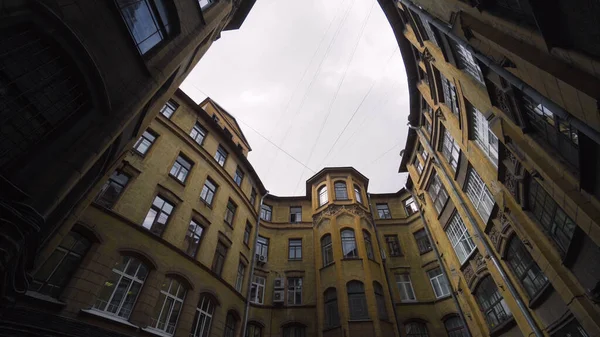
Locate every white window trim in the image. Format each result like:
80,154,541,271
465,168,495,223
152,280,186,335
251,276,266,304
445,213,477,264
428,269,451,299
287,277,303,305
191,296,214,337
472,106,499,166
396,274,417,302
81,308,140,328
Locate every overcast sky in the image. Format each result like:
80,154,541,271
181,0,409,196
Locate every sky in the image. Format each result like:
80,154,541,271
181,0,410,196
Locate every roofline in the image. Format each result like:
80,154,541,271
223,0,257,31
305,167,370,197
197,97,253,151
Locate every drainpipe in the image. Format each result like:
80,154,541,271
241,191,269,336
366,193,404,337
397,0,600,146
412,127,543,337
407,190,472,337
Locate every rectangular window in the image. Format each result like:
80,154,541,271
441,129,460,171
250,276,265,304
244,222,252,245
235,262,245,292
428,268,451,298
471,105,499,165
476,276,512,329
160,100,178,119
453,42,484,83
290,206,302,223
428,173,449,214
116,0,173,55
215,145,228,167
414,229,432,254
414,157,424,175
250,189,257,207
190,123,207,145
419,143,429,161
211,241,228,276
465,167,495,222
441,74,459,115
200,178,218,206
385,235,402,257
287,278,303,305
96,171,130,208
446,213,477,264
133,130,157,155
260,204,272,221
198,0,215,10
233,167,244,186
256,236,269,260
396,273,416,302
421,18,438,46
169,154,193,183
184,220,204,258
377,203,392,219
288,239,302,260
142,196,174,235
404,197,418,216
224,199,237,226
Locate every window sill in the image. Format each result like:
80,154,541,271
489,317,516,337
80,309,139,329
167,174,187,187
348,319,372,323
528,282,553,309
288,259,302,262
322,325,341,332
419,249,433,255
142,327,173,337
199,199,213,209
224,221,234,229
25,291,66,307
319,262,335,271
341,257,362,261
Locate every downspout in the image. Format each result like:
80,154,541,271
397,0,600,146
407,189,472,337
241,191,269,336
366,193,403,337
413,127,544,337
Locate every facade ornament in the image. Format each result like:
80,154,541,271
488,225,501,247
462,264,475,287
435,108,445,121
417,193,426,205
312,204,372,227
422,48,435,63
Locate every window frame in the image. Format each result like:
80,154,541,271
260,204,272,221
505,236,548,298
224,199,237,226
288,239,302,261
133,129,158,156
334,181,349,200
406,321,429,337
184,219,204,258
169,154,193,183
160,100,179,119
200,177,218,206
324,288,340,329
376,203,392,219
211,241,228,276
404,197,418,216
373,281,389,320
445,212,477,264
385,235,402,257
244,222,252,246
256,236,269,260
318,185,328,207
290,206,302,223
471,105,499,166
414,229,432,254
441,128,460,172
95,170,131,208
321,234,334,267
428,173,449,214
191,294,215,337
190,123,207,145
474,276,512,329
396,273,417,302
347,281,369,320
250,276,266,304
354,185,363,203
427,267,451,299
440,74,459,115
142,195,175,236
150,277,186,335
235,261,246,293
287,277,303,305
215,145,228,167
465,167,495,222
341,229,358,259
363,230,375,260
444,316,469,337
234,166,244,187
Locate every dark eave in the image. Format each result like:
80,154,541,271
305,167,370,198
224,0,257,31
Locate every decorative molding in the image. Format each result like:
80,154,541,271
417,193,426,205
462,264,476,288
422,48,435,63
312,204,372,227
435,108,445,121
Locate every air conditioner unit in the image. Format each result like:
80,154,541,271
273,277,284,289
256,254,267,264
273,290,284,303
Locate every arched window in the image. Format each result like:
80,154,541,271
318,185,328,206
363,230,374,260
115,0,178,55
354,185,363,203
341,229,358,258
334,181,348,200
283,324,306,337
191,294,215,337
150,277,187,334
373,282,388,320
321,234,333,266
93,256,149,319
245,322,262,337
405,322,429,337
505,236,548,297
444,316,468,337
474,276,512,329
324,288,340,328
347,281,368,320
223,312,238,337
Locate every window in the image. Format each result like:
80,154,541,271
290,206,302,223
446,213,477,264
283,325,306,337
324,288,340,328
234,167,244,186
363,230,374,260
260,204,272,221
93,256,148,319
170,154,192,183
428,173,449,214
441,74,459,114
256,236,269,260
404,197,418,216
453,42,484,83
385,235,402,257
244,223,252,245
321,234,334,266
471,105,499,165
475,276,512,329
414,157,424,175
250,276,265,304
198,0,215,10
373,282,388,320
354,185,363,203
419,143,429,161
551,318,589,337
150,277,186,335
406,322,429,337
288,239,302,260
235,262,246,292
318,185,328,206
441,129,460,171
215,145,228,166
190,123,207,145
223,312,238,337
341,229,358,258
421,18,438,46
31,231,91,298
445,316,469,337
377,203,392,219
396,273,416,302
211,241,228,276
184,220,204,257
200,178,217,206
134,130,157,155
287,277,302,305
424,118,432,135
506,237,548,297
528,180,576,254
96,170,130,208
347,281,369,320
334,181,348,200
246,323,262,337
428,268,450,298
250,189,257,207
160,100,178,118
224,199,237,226
142,195,174,235
465,167,495,222
414,229,432,254
190,294,215,337
116,0,177,55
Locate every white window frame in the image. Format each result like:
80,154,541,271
235,262,245,292
214,145,228,166
455,43,484,83
465,167,495,222
396,273,416,302
427,268,451,299
190,123,207,145
441,129,460,172
250,276,266,304
318,186,328,206
191,295,214,337
287,277,303,305
446,213,477,264
150,278,186,335
471,106,499,166
200,178,217,205
256,236,269,260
